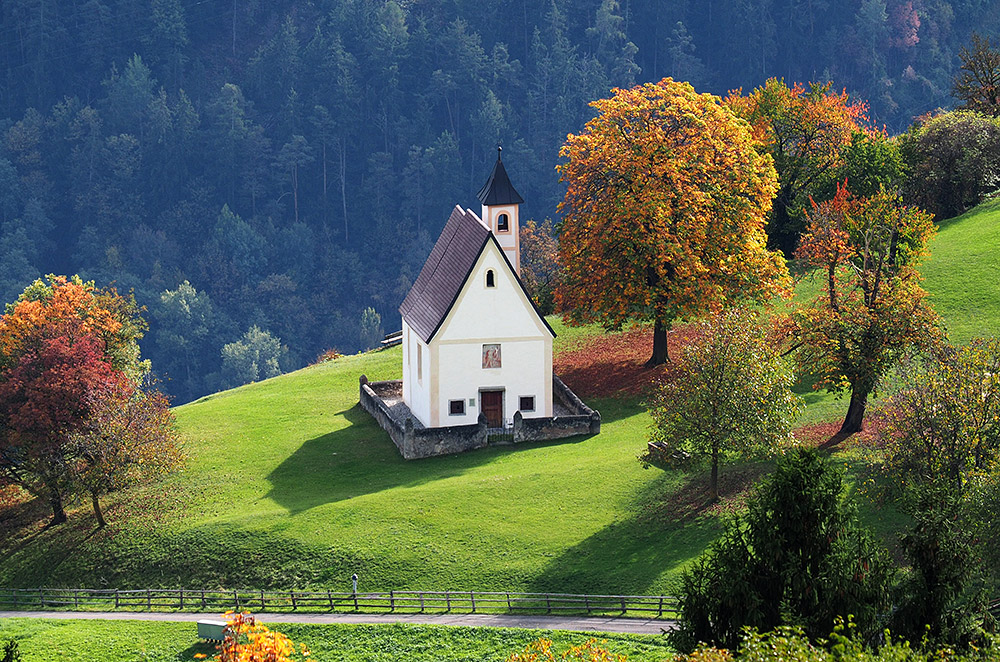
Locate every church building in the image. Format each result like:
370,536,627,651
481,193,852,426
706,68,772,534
398,149,555,429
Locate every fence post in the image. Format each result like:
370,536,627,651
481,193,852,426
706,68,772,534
353,590,358,611
291,590,297,610
234,590,239,609
390,590,395,612
74,590,79,609
262,590,267,611
115,589,120,609
327,589,333,611
620,597,626,614
657,597,663,617
470,591,475,613
586,596,591,614
201,589,206,610
546,594,551,614
179,589,184,610
506,593,511,611
419,592,424,613
13,589,18,609
446,591,451,612
147,589,152,611
39,588,43,608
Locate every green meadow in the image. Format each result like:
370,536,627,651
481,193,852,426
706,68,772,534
1,197,998,613
0,618,673,662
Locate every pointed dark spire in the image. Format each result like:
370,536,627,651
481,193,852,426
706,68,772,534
477,145,524,205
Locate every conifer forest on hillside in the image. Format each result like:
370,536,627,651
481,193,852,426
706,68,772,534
0,0,987,402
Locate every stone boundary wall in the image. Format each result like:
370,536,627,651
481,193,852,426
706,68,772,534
359,376,488,460
513,375,601,442
360,375,601,460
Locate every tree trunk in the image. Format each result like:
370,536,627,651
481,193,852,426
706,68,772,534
49,491,67,526
839,386,869,434
646,318,669,366
91,491,106,528
709,444,719,503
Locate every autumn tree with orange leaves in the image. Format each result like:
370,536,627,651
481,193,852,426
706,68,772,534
794,186,939,434
557,78,789,365
0,275,179,525
727,79,872,254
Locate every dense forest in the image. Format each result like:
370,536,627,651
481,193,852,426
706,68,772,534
0,0,991,402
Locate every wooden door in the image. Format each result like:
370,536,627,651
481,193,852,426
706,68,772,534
481,390,504,427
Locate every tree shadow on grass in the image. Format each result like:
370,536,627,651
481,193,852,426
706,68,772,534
524,467,768,596
265,404,605,515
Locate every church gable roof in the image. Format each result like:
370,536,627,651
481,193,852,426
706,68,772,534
476,151,524,206
399,206,491,343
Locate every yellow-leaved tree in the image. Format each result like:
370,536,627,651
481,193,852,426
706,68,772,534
557,78,790,365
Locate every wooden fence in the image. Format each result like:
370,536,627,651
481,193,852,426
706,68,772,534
0,587,678,619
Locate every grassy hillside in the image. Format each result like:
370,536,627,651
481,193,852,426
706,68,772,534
0,618,673,662
0,319,727,595
921,197,1000,343
2,198,997,597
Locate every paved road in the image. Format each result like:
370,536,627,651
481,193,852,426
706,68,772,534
0,610,673,635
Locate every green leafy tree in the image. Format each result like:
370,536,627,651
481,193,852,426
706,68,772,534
153,280,217,398
647,308,801,501
1,638,21,662
221,326,286,388
900,110,1000,219
359,306,383,351
671,449,894,653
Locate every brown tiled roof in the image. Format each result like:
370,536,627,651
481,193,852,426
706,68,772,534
400,206,491,343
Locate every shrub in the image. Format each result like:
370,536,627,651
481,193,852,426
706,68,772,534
1,639,21,662
670,449,893,653
900,110,1000,219
891,482,991,650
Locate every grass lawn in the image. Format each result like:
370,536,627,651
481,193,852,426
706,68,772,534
920,197,1000,343
0,327,723,596
0,618,674,662
3,199,997,606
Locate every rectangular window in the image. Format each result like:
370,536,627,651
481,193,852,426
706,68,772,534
449,399,465,415
519,396,535,412
482,343,501,369
417,343,423,381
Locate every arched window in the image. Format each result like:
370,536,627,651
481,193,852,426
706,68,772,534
485,269,496,288
497,213,509,232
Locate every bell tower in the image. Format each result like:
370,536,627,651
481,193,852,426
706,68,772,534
476,146,524,274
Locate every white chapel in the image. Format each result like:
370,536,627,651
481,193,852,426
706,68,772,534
397,149,555,429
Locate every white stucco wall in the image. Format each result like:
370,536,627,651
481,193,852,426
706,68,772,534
481,203,519,273
402,320,432,427
430,239,553,427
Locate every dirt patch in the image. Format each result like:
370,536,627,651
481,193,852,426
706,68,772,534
554,325,700,400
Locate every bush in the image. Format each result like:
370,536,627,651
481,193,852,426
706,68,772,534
900,110,1000,219
891,482,991,650
673,624,1000,661
670,449,893,653
1,639,21,662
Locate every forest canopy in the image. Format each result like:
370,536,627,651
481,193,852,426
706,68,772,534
0,0,987,401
